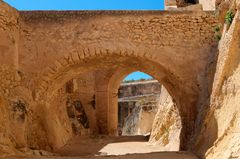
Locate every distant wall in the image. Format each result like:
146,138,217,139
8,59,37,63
119,80,161,98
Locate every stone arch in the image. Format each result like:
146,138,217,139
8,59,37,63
106,68,184,147
35,48,199,150
36,47,156,100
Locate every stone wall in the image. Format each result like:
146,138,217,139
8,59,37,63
42,71,100,150
19,10,217,76
18,11,218,148
119,80,161,98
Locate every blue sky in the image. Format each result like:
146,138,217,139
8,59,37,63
3,0,162,80
3,0,164,10
124,72,153,81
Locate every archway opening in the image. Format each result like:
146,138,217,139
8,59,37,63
105,71,182,154
37,54,197,156
117,71,157,136
45,69,182,156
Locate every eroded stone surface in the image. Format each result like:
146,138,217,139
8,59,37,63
192,5,240,158
149,87,181,151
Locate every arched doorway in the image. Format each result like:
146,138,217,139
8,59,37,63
107,71,182,151
36,54,199,152
42,69,181,155
118,72,158,136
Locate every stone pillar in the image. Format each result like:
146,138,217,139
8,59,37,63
95,90,109,134
94,71,113,134
107,91,118,135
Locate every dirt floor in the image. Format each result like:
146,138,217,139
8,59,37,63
5,135,198,159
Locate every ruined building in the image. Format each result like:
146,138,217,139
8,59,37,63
118,80,162,136
0,0,240,158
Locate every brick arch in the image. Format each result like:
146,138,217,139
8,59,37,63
36,47,165,100
106,67,191,151
35,48,199,150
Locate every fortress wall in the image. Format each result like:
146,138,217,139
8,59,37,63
18,11,217,76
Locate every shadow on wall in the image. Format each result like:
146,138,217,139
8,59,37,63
191,28,220,157
194,116,218,157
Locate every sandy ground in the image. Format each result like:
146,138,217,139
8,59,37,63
5,135,198,159
56,135,159,156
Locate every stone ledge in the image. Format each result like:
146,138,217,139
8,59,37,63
19,10,216,22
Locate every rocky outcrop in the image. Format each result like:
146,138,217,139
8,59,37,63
0,97,20,156
0,2,24,155
0,1,19,67
149,87,181,151
193,1,240,158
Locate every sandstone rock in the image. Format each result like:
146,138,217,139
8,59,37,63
149,87,181,151
193,10,240,159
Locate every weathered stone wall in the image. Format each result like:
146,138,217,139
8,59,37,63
119,80,161,98
192,1,240,158
19,11,217,76
17,11,218,150
40,71,103,150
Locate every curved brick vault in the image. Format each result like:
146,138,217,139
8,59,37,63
1,1,219,152
35,52,207,150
